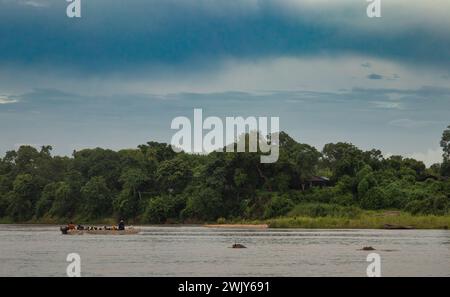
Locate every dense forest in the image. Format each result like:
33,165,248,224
0,126,449,224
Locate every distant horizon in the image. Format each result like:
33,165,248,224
3,128,444,168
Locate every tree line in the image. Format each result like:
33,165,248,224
0,126,449,223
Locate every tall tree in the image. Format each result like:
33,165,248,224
291,144,321,190
81,176,112,219
49,182,76,218
441,125,450,176
322,142,364,180
7,174,39,221
156,158,192,194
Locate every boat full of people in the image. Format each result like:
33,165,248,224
60,220,140,235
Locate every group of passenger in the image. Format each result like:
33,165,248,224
66,219,125,231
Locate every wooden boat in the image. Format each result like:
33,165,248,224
383,224,414,230
60,227,140,235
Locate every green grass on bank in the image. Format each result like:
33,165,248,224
265,213,450,229
2,205,450,229
225,203,450,229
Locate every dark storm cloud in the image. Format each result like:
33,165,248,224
0,0,449,74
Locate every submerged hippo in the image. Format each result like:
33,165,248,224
360,246,376,251
232,243,247,249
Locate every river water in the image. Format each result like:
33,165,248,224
0,225,449,277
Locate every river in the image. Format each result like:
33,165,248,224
0,225,449,277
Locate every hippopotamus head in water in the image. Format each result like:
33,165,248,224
361,246,376,251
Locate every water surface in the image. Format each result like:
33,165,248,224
0,225,449,277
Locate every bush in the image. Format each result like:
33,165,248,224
300,186,356,206
80,176,112,219
144,194,186,223
113,189,138,219
216,217,226,224
405,196,449,215
360,187,386,210
441,161,450,177
35,183,57,218
144,196,169,223
182,187,224,221
263,194,294,219
330,193,354,206
301,187,335,204
382,182,410,209
288,203,361,218
48,182,76,218
0,194,8,218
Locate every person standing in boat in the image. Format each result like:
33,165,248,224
118,219,125,230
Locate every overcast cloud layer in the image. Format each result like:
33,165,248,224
0,0,449,165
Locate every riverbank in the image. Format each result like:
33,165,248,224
1,212,450,229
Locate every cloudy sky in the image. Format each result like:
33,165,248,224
0,0,449,165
